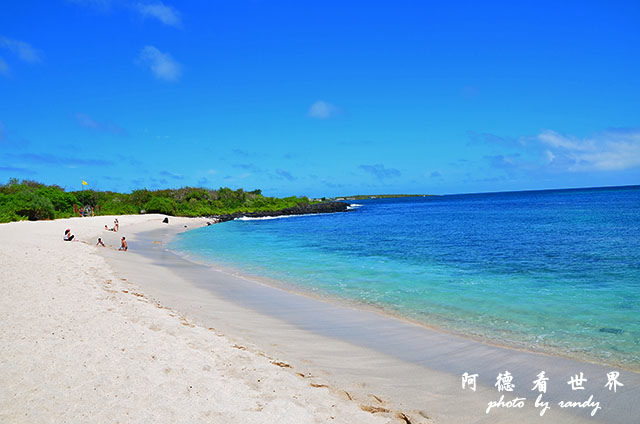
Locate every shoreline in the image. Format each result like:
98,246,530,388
0,215,393,424
168,222,640,373
100,216,639,423
170,234,639,373
2,215,639,423
208,200,351,223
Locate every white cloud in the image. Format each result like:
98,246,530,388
74,113,126,135
308,100,339,119
0,57,8,76
538,130,594,151
545,150,555,163
138,45,181,81
360,164,401,179
135,2,181,27
537,129,640,171
275,169,296,181
0,36,43,63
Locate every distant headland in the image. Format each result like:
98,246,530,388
329,194,433,201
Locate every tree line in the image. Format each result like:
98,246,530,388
0,178,312,223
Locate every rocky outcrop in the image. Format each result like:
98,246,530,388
209,201,350,223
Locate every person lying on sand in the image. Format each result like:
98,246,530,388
96,237,105,247
119,237,127,251
105,225,115,231
63,229,75,241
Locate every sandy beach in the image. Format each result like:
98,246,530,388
0,215,391,423
1,215,638,423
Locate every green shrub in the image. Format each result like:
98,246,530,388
0,179,315,223
38,187,77,212
130,189,153,207
13,191,55,220
144,197,177,215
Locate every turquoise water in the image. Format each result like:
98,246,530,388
172,186,640,369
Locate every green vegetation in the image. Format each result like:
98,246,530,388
0,178,313,223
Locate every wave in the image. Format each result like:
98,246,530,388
347,204,363,210
235,211,346,221
234,215,297,221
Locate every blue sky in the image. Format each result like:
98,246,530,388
1,1,639,197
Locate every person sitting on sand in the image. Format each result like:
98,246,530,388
119,237,127,251
63,229,75,241
114,218,119,232
96,237,105,247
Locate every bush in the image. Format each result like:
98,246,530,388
144,197,177,215
13,191,55,220
130,189,153,207
38,187,77,212
0,179,314,223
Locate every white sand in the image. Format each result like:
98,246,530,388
0,215,392,423
2,215,638,424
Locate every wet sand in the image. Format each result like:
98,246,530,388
98,218,640,424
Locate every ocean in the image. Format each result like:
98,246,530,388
171,186,640,369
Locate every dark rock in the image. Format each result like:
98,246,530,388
162,217,169,223
599,327,623,334
209,201,351,223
